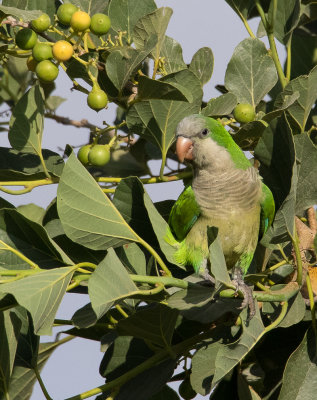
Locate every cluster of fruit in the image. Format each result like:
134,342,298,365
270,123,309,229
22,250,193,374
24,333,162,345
77,144,111,167
14,3,111,112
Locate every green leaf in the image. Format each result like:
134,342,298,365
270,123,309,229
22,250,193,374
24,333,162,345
0,266,75,335
208,227,231,286
189,47,214,85
0,5,42,19
100,336,153,379
0,148,64,180
15,311,39,369
290,30,317,78
88,249,138,319
277,291,306,328
133,7,173,60
117,304,179,347
7,341,59,400
126,69,202,159
72,0,109,14
224,0,255,20
105,36,157,92
255,116,297,245
17,204,45,225
294,133,317,213
138,75,192,102
212,306,264,387
268,0,300,45
57,152,140,251
108,0,156,43
45,95,66,111
225,38,278,107
160,36,187,74
113,177,179,268
233,120,268,150
149,385,180,400
277,65,317,133
115,243,146,276
191,340,222,395
279,328,317,400
0,208,68,269
9,84,44,155
0,310,22,396
201,92,237,117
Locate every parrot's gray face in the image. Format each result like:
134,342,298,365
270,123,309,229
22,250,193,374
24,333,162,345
175,115,232,170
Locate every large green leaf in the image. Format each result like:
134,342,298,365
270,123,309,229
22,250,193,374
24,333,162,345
224,0,255,20
113,177,179,268
115,243,147,276
276,65,317,133
290,30,317,78
225,38,278,107
201,92,237,117
133,7,173,61
88,249,138,319
212,306,264,387
126,69,202,160
138,75,192,102
72,0,109,14
57,152,140,251
0,148,64,180
9,84,44,155
117,304,179,347
160,36,187,74
189,47,214,86
108,0,156,44
2,0,58,19
268,0,300,45
255,116,297,244
279,328,317,400
208,228,231,287
294,133,317,213
105,36,157,92
0,310,22,396
0,266,75,335
0,208,68,269
0,5,41,19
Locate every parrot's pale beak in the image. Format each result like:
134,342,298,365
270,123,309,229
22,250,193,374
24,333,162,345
176,136,194,163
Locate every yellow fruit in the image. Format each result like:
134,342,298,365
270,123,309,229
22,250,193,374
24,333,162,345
52,40,74,61
70,10,91,32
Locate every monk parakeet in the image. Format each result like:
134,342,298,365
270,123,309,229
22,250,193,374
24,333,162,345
167,114,275,309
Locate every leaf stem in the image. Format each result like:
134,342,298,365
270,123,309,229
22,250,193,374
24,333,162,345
264,300,289,332
285,41,291,83
136,236,172,276
34,365,53,400
0,240,40,269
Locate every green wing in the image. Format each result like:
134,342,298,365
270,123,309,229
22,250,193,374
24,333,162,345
168,185,201,241
259,183,275,239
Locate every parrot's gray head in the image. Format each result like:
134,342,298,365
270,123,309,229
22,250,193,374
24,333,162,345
175,114,233,170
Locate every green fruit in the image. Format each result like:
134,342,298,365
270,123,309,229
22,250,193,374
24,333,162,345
179,379,196,400
77,145,91,165
233,103,255,124
31,13,51,32
88,145,111,167
87,88,108,111
15,28,37,50
70,10,91,32
90,13,111,36
56,3,78,26
35,60,59,82
32,42,53,61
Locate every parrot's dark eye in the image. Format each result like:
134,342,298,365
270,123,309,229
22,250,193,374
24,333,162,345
201,128,209,137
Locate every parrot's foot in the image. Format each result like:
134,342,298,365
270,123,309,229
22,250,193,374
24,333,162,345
232,267,255,321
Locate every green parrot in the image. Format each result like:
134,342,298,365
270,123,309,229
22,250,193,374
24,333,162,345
166,114,275,309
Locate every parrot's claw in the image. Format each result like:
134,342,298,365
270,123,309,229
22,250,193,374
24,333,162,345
232,267,255,321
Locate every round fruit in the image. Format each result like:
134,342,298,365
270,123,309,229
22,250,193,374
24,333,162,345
178,379,196,400
52,40,74,61
90,13,111,36
26,55,38,72
15,28,37,50
233,103,256,124
77,144,91,165
87,88,108,111
88,145,111,167
56,3,78,26
31,13,51,32
70,10,91,32
32,42,53,61
35,60,59,82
